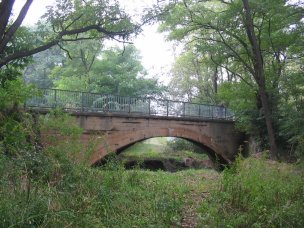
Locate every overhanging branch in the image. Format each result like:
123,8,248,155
0,24,135,68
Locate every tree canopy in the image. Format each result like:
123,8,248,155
158,0,304,158
40,43,166,97
0,0,139,71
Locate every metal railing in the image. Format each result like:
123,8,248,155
25,88,234,120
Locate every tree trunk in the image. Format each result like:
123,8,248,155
242,0,279,159
258,83,279,159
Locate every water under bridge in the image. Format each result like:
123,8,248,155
26,89,245,165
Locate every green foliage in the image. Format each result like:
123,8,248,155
278,69,304,157
0,26,35,78
43,44,166,97
1,0,139,69
41,109,83,137
0,79,39,155
199,156,304,227
217,81,258,134
166,138,204,154
121,137,208,162
0,79,37,110
169,50,218,103
24,46,64,88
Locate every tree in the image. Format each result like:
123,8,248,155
24,45,65,88
48,39,102,90
169,49,222,103
0,0,139,71
157,0,303,158
50,44,166,97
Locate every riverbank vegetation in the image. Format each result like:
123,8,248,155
199,156,304,227
1,113,303,226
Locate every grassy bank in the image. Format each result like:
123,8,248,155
198,156,304,227
2,152,303,227
0,153,218,227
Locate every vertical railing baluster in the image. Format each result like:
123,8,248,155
183,102,185,117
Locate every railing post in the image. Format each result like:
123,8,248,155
183,102,185,117
81,92,84,112
166,100,169,116
148,98,151,115
211,106,214,119
128,97,131,113
198,104,201,117
54,89,57,108
105,95,108,112
224,107,227,119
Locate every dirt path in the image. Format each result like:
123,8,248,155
180,172,219,227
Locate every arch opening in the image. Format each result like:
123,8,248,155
96,137,224,171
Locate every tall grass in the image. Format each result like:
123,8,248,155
0,152,211,227
199,156,304,227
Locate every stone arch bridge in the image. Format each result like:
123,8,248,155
77,113,243,165
27,89,245,165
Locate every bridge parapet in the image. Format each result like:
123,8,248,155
26,88,234,121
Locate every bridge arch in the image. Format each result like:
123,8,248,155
79,115,243,166
115,130,228,164
115,136,226,168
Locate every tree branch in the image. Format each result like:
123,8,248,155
0,24,135,68
210,55,254,88
58,43,72,59
0,0,15,39
217,30,255,75
0,40,59,68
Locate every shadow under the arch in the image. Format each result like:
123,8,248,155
187,139,229,171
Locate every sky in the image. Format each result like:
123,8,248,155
13,0,175,83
